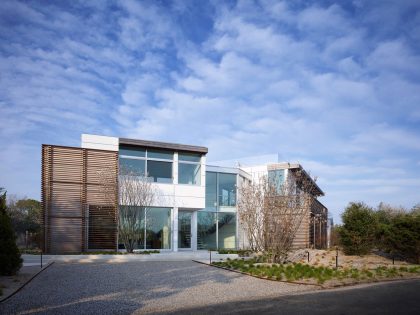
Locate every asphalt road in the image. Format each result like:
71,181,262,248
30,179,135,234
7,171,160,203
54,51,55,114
166,279,420,315
0,261,419,315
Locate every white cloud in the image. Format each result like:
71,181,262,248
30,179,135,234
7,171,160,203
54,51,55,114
1,0,419,224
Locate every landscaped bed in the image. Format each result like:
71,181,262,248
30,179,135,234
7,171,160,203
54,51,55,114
211,258,420,288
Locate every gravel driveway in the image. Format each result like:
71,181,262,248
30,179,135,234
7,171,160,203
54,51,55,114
0,261,316,314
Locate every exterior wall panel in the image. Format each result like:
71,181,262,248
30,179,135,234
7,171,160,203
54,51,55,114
42,145,118,253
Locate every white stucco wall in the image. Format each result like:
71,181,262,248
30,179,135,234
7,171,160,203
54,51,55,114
81,134,119,151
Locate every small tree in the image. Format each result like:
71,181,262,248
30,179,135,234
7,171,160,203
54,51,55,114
98,166,156,253
339,202,378,255
0,189,23,275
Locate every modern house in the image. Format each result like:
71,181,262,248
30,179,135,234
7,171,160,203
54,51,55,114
41,134,328,253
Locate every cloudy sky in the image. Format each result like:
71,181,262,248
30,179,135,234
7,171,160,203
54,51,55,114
1,0,420,223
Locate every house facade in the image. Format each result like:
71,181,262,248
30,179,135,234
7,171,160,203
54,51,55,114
41,134,328,253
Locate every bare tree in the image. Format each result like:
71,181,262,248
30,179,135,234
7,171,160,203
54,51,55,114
237,177,266,252
238,170,316,263
98,166,156,253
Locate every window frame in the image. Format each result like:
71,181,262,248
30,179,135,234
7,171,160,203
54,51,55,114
119,147,174,183
178,153,202,186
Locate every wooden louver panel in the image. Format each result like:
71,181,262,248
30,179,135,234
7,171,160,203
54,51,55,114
41,145,118,253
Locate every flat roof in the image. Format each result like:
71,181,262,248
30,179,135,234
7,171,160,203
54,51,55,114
119,137,208,154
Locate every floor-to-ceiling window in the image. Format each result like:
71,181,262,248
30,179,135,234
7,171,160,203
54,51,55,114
217,212,236,249
145,207,171,249
118,206,171,250
198,171,237,250
218,173,236,209
197,211,217,250
178,211,192,249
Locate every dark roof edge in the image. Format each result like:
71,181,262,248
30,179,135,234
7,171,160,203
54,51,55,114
119,138,208,154
42,144,117,153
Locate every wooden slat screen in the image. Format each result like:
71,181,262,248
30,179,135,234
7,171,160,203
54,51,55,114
309,198,328,249
42,145,118,253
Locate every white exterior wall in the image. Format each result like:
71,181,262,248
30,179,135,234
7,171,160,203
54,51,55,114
80,133,209,251
237,164,292,250
81,134,119,151
150,154,206,209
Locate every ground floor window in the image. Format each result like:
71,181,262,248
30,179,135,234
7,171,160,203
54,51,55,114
146,207,171,249
218,213,236,249
119,206,171,250
197,211,236,250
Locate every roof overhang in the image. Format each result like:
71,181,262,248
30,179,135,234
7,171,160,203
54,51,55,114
268,163,325,196
119,138,208,154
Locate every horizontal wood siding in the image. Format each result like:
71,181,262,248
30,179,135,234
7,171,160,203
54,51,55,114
42,145,118,253
292,210,310,249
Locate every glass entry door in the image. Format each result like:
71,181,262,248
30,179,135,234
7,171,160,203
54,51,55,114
178,211,192,249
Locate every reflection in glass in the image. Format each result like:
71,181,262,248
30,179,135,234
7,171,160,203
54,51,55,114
119,158,146,175
197,211,217,249
147,160,172,183
178,152,201,162
147,149,173,160
205,172,217,210
117,206,146,250
218,213,236,249
218,173,236,207
146,208,171,249
178,212,192,249
179,163,201,185
119,145,146,157
268,169,285,192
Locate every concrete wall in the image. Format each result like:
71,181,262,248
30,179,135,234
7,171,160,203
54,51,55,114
82,134,119,151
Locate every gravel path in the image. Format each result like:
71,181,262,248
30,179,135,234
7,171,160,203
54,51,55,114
0,261,317,314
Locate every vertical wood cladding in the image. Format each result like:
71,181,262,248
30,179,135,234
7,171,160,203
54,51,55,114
42,145,118,253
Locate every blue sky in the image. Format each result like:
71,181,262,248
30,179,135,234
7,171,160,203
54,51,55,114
1,0,420,223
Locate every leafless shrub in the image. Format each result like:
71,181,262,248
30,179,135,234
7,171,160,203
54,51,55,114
98,165,156,253
238,170,315,263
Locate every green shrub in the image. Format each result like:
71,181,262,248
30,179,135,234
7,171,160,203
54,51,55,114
0,190,23,276
379,212,420,264
339,202,378,255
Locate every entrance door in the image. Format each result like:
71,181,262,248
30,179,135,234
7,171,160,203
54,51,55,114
178,212,192,249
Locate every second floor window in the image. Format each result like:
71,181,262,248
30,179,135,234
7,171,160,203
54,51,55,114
119,146,173,183
178,152,201,185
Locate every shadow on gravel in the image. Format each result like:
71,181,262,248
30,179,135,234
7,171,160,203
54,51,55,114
0,261,241,314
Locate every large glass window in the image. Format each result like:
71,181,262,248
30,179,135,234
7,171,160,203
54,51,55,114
178,152,201,186
119,145,145,157
145,208,171,250
268,169,285,192
147,160,172,183
197,211,217,250
179,163,201,185
118,146,174,183
118,207,171,251
148,149,173,160
218,213,236,249
205,172,217,210
218,173,236,207
119,158,145,175
178,211,192,249
179,152,201,162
